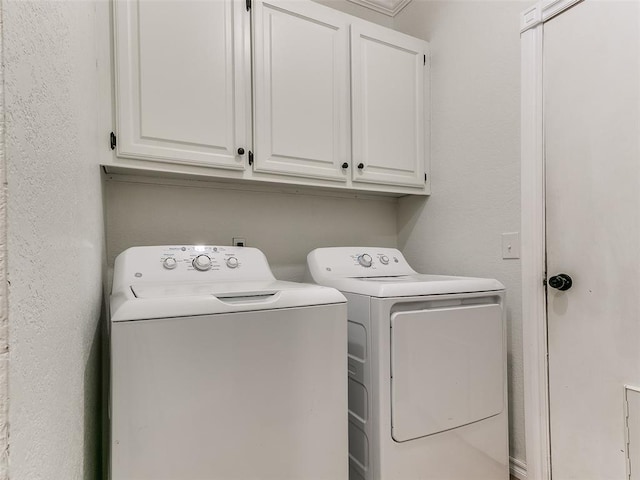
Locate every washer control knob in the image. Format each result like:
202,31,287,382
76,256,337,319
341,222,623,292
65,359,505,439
193,255,212,271
358,254,373,268
226,257,239,269
379,255,389,265
163,257,178,270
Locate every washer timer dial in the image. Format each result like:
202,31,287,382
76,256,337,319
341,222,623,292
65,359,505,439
193,255,212,271
358,254,373,268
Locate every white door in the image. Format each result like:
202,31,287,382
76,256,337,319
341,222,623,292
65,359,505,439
253,0,350,182
544,2,640,478
113,0,251,168
351,23,427,188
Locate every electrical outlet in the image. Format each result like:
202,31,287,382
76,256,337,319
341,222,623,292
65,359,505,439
233,237,246,247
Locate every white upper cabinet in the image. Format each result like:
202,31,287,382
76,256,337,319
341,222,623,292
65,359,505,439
253,0,350,182
351,23,428,187
110,0,430,195
113,0,251,169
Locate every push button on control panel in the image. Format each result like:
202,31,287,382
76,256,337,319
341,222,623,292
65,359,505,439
226,257,239,269
379,255,389,265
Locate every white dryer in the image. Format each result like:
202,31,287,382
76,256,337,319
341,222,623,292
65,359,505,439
110,245,348,480
306,247,508,480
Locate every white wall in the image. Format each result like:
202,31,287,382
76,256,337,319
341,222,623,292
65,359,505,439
105,175,398,280
102,2,528,470
4,1,105,478
394,0,526,466
0,0,525,478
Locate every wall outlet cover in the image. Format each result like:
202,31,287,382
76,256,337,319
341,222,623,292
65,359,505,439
501,232,520,259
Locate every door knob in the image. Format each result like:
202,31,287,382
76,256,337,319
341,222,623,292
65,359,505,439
357,163,365,169
237,148,245,155
548,273,573,291
342,162,349,169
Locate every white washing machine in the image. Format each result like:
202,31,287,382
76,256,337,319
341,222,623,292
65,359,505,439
306,247,509,480
109,245,348,480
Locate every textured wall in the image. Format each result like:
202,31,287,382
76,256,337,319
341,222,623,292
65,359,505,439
4,1,105,479
0,4,7,479
394,0,526,466
105,176,398,280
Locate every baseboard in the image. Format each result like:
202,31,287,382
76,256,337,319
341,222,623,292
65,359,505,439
510,456,527,479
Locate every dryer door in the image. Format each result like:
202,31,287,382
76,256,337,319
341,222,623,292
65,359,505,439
390,303,504,442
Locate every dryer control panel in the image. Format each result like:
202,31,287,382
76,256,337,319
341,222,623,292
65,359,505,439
112,245,276,293
306,247,418,281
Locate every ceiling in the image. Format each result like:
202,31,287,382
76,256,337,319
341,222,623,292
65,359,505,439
347,0,413,16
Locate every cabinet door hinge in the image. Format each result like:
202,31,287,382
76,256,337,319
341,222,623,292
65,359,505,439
246,0,251,11
248,151,254,165
110,132,117,150
424,173,427,182
424,54,426,66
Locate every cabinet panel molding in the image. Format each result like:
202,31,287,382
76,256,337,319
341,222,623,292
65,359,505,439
113,0,251,169
253,0,351,182
351,23,428,187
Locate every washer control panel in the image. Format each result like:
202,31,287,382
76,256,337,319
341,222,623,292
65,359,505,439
306,247,417,279
113,246,276,292
157,246,248,273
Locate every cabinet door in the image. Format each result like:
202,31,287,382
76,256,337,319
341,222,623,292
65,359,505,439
351,23,427,187
113,0,250,169
253,0,350,182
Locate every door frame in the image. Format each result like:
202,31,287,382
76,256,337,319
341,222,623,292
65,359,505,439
520,1,584,479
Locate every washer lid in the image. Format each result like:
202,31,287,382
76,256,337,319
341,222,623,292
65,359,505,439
130,281,282,299
111,280,345,322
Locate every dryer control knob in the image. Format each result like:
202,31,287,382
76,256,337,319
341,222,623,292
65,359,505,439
379,255,389,265
193,255,212,271
226,257,239,269
163,257,177,270
358,254,373,268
